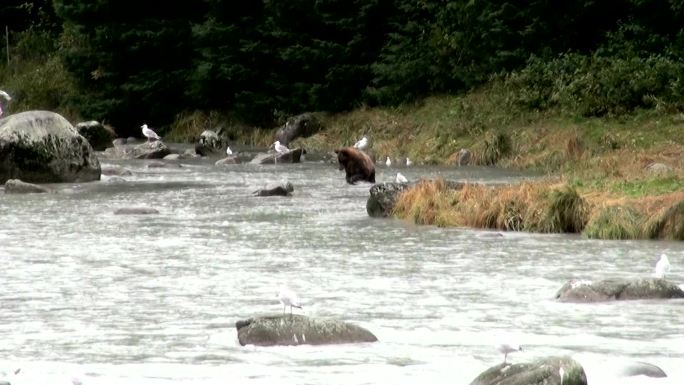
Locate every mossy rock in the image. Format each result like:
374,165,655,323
556,278,684,302
470,356,586,385
235,314,377,346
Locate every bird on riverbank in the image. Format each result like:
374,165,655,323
406,157,413,166
226,146,233,155
354,136,369,151
141,124,161,141
278,286,302,315
395,172,408,183
496,343,522,364
654,253,671,278
0,90,11,117
385,156,392,167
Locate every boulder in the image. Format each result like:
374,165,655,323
0,110,101,183
114,207,160,215
367,180,466,218
215,156,238,166
101,165,132,176
4,178,50,194
253,182,294,197
103,141,171,159
250,148,303,165
470,356,586,385
275,113,322,146
76,120,115,151
235,314,377,346
195,130,223,156
457,148,472,166
618,361,667,378
555,278,684,302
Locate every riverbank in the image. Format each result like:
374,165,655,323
166,86,684,240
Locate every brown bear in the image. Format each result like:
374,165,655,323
335,147,376,184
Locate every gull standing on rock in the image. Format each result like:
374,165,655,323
496,343,522,364
273,140,289,154
406,157,413,166
654,253,671,278
278,286,302,315
141,124,161,141
395,172,408,183
0,90,11,117
226,146,233,155
385,156,392,167
354,136,369,151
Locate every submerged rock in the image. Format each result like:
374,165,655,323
103,141,171,159
250,148,303,164
101,165,132,176
4,179,50,194
214,156,239,166
618,361,667,378
114,207,160,215
253,182,294,197
470,356,586,385
235,314,377,346
0,110,101,183
555,277,684,302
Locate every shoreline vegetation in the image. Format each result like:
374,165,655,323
3,4,684,241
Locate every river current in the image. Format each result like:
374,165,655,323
0,157,682,385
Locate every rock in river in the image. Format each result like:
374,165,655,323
235,314,377,346
555,277,684,302
0,110,101,183
470,356,586,385
4,179,50,194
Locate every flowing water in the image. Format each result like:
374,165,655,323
0,158,682,385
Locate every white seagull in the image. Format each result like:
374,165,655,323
141,124,161,141
226,146,233,155
654,253,671,278
496,343,522,364
353,136,369,150
395,172,408,183
273,140,289,154
0,90,11,101
278,286,302,315
406,157,413,166
385,156,392,167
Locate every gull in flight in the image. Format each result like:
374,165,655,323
496,343,522,364
226,146,233,155
395,172,408,183
385,156,392,167
141,124,161,141
278,286,302,315
406,157,413,166
353,136,369,150
654,253,671,278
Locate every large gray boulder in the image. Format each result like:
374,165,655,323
235,314,377,346
470,356,586,385
367,180,466,218
76,120,115,151
250,148,303,165
275,113,322,146
556,278,684,302
103,141,171,159
0,110,101,183
366,182,414,218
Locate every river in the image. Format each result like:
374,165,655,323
0,158,682,385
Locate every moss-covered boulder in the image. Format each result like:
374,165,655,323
76,120,115,151
275,113,322,146
556,278,684,302
470,356,586,385
235,314,377,346
0,110,101,183
366,182,413,218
